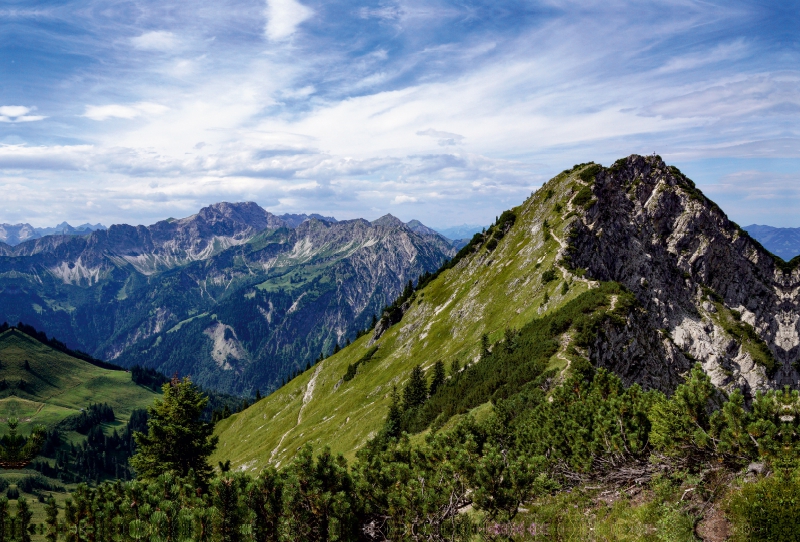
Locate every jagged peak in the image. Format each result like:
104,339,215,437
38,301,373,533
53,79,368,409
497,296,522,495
371,214,405,228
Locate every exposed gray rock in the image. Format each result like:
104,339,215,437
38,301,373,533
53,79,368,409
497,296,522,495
567,155,799,395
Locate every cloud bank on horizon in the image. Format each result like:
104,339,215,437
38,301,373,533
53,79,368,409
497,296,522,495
1,0,799,228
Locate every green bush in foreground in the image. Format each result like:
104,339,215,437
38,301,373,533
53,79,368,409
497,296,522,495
728,472,800,542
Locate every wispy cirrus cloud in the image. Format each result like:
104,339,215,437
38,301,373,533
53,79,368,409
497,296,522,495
83,103,170,121
1,0,800,229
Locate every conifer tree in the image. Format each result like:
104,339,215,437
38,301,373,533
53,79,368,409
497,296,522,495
246,467,283,542
480,334,490,360
213,476,244,542
429,361,445,397
403,365,428,410
44,496,58,542
16,497,32,542
650,364,715,457
130,376,219,485
0,496,8,542
384,387,402,440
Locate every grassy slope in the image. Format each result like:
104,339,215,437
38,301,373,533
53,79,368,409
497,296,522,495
0,329,158,433
213,166,597,470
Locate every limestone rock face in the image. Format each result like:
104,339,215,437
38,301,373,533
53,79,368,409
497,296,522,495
567,155,798,395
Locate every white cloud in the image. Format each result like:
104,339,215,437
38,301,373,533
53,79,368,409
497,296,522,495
131,31,180,51
655,40,750,74
644,74,800,120
0,106,32,117
392,194,418,204
701,170,800,227
264,0,313,41
0,105,46,123
417,128,465,146
83,102,169,121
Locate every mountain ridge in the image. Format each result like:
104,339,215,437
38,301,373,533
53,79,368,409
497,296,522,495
0,202,455,394
212,154,800,471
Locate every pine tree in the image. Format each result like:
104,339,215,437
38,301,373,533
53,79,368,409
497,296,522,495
246,468,283,542
213,476,244,542
429,361,445,397
403,365,428,410
44,495,58,542
480,334,490,360
384,387,403,440
130,376,219,485
0,496,9,542
16,497,32,542
650,364,715,457
503,328,518,354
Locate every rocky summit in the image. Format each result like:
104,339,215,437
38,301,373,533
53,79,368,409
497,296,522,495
0,203,454,394
565,155,796,394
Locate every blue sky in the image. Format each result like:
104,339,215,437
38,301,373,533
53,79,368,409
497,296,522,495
1,0,799,228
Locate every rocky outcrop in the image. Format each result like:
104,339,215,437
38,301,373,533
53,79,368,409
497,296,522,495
566,155,798,396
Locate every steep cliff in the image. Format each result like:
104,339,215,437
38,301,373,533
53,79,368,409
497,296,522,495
565,155,796,395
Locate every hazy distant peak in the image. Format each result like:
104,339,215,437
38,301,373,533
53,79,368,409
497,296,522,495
405,219,440,237
371,214,405,228
0,221,106,246
743,224,800,260
434,224,485,241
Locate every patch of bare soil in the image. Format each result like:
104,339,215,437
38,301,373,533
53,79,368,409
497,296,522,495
696,504,730,542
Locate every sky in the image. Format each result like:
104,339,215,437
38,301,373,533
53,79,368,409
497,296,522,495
1,0,799,229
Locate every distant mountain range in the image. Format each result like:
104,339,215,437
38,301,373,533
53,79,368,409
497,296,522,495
433,223,484,241
0,214,342,247
743,225,800,260
0,222,107,245
0,203,455,394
